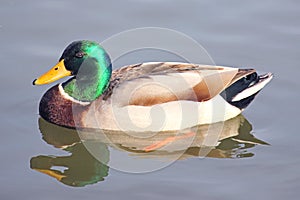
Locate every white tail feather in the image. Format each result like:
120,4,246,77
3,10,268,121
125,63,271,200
232,74,273,102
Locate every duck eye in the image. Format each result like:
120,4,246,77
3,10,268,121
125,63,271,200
75,52,85,58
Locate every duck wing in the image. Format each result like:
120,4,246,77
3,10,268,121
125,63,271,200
103,62,253,106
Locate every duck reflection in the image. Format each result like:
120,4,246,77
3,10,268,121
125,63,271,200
81,115,268,159
31,115,267,187
30,119,109,187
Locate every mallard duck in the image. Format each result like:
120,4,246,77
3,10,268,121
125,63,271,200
33,40,273,131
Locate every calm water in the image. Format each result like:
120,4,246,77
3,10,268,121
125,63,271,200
1,0,300,199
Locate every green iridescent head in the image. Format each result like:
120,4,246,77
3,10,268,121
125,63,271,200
59,40,111,76
33,40,112,102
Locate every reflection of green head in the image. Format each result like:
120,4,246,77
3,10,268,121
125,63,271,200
60,142,109,187
30,118,110,187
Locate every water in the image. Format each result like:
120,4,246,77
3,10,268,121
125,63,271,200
1,0,299,199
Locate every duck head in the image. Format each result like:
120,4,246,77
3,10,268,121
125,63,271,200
33,40,112,102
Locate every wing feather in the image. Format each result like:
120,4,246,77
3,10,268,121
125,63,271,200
103,62,239,106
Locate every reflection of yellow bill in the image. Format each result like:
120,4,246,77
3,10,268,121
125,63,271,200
34,169,66,181
33,59,71,85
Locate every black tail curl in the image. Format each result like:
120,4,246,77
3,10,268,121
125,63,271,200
220,72,259,110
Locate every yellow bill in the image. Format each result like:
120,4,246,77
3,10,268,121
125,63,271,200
33,59,72,85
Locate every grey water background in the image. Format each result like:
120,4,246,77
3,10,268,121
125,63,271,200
0,0,299,199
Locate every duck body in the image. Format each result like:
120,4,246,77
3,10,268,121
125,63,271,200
34,41,273,131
